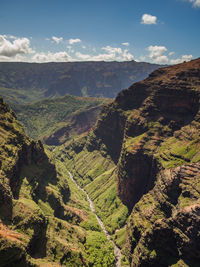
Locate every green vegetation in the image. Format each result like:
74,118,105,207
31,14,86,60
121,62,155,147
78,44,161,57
84,231,115,266
0,86,46,104
86,168,129,233
156,128,200,168
11,94,110,141
53,137,129,263
113,226,127,248
0,97,116,266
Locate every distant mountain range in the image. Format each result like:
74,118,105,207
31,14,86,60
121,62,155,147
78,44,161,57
0,61,163,103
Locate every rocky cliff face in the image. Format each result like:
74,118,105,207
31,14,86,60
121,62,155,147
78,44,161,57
126,163,200,266
85,58,200,266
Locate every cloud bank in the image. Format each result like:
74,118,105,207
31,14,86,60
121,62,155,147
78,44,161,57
75,45,134,61
0,34,194,64
32,51,71,63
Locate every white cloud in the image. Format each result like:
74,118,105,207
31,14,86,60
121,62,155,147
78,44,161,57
122,42,130,46
0,54,27,62
75,46,134,61
68,38,81,45
170,54,193,64
189,0,200,7
75,52,113,61
0,35,33,58
102,45,122,54
3,34,17,39
141,14,157,24
122,49,134,61
147,45,168,63
169,51,175,56
154,55,169,64
52,36,63,44
32,51,71,63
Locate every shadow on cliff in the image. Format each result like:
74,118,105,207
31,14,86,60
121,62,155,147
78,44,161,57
117,151,158,212
28,217,48,259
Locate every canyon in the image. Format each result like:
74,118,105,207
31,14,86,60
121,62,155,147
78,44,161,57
0,58,200,266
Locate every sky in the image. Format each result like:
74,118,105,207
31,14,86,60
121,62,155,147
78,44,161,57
0,0,199,64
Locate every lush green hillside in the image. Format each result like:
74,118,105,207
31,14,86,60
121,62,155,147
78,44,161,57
10,95,111,143
0,61,163,103
59,59,200,266
0,96,116,266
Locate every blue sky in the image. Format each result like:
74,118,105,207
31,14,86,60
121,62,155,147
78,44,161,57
0,0,199,63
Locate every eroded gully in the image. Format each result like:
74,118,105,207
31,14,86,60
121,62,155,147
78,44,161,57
68,171,122,267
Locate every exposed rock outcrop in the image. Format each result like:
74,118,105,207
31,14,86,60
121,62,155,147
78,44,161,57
127,163,200,266
83,58,200,266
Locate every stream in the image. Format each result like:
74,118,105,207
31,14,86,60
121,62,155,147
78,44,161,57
68,171,122,267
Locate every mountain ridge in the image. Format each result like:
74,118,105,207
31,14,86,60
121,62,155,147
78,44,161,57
0,61,164,102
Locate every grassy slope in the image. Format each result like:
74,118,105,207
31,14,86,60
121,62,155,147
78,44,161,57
13,151,115,266
47,153,116,266
0,87,46,105
10,95,110,141
52,138,130,266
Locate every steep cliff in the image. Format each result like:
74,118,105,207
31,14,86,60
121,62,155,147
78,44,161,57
98,58,200,266
0,97,115,266
62,58,200,266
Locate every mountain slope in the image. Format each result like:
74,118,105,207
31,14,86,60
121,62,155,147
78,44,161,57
0,97,116,266
60,58,200,266
10,95,111,143
0,61,163,103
